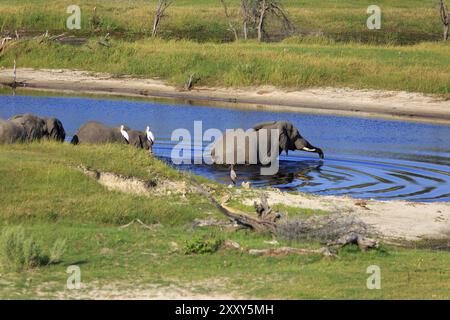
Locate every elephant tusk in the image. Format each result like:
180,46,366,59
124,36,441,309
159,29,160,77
302,147,316,152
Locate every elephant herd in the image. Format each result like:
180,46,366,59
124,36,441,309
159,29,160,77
0,114,324,165
0,114,155,153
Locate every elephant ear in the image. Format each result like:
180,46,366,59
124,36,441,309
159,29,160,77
46,118,66,141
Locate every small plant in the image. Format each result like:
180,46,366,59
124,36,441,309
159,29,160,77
183,235,223,255
49,238,67,264
0,226,65,271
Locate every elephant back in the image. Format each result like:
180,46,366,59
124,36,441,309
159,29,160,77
75,121,122,144
10,114,47,141
0,119,27,143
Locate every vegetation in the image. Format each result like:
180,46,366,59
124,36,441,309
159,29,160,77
0,0,449,299
1,37,449,95
0,226,66,271
0,0,445,44
0,142,449,299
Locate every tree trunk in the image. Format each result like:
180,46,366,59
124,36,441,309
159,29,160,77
243,21,248,40
445,24,449,41
257,1,266,42
152,15,160,37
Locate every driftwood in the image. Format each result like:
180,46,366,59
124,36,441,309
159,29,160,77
187,177,379,252
327,233,379,251
1,59,26,94
220,239,335,257
184,73,199,91
98,33,111,47
248,247,335,257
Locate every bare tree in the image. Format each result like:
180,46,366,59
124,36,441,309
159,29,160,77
239,0,293,42
152,0,173,37
440,0,449,41
220,0,239,41
240,0,257,39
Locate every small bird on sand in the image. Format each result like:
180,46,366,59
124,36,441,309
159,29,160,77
120,125,129,143
230,164,237,186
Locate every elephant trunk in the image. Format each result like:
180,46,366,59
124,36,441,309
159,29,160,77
295,138,324,159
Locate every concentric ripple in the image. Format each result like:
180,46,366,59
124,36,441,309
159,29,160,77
1,94,449,202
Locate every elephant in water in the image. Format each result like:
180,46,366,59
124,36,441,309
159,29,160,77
210,120,324,165
71,121,154,153
0,114,66,143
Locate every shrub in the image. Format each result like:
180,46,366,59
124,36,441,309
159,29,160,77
0,226,65,271
49,238,67,264
183,235,223,255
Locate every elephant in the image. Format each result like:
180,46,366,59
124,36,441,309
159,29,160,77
0,114,66,143
210,120,324,165
0,119,27,143
71,121,153,152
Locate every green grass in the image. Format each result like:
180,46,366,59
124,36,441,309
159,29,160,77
0,0,444,44
0,142,449,299
2,38,449,95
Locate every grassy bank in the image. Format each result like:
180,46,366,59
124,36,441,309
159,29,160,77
1,37,449,95
0,0,444,44
0,142,449,299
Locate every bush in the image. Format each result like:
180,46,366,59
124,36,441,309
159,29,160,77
0,226,65,271
49,238,67,264
183,235,223,255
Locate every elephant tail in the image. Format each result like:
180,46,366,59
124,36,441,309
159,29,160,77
70,135,79,145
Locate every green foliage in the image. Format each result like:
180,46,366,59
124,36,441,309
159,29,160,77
0,226,53,271
1,38,449,95
184,234,223,255
0,0,444,44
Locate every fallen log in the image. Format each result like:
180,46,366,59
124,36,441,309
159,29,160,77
327,233,379,251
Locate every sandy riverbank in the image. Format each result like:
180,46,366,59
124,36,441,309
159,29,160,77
1,68,450,124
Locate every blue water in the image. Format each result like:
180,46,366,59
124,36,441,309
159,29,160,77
1,94,450,202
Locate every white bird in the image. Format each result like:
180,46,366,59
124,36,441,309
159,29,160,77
146,126,155,143
230,164,237,186
120,125,129,143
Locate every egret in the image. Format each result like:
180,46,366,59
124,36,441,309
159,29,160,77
146,126,155,143
230,164,237,186
120,125,129,143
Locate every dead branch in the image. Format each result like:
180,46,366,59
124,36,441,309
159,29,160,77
327,233,379,251
119,219,161,230
0,36,13,55
184,73,199,90
220,0,239,41
90,7,101,30
98,33,111,47
0,59,26,93
248,246,335,257
152,0,173,37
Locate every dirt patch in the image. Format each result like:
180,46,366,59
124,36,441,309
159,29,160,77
37,280,247,300
77,165,190,197
243,189,450,241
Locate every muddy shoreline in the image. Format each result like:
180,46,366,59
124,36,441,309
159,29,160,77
1,68,450,124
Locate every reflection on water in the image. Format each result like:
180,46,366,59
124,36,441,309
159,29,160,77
1,94,449,202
